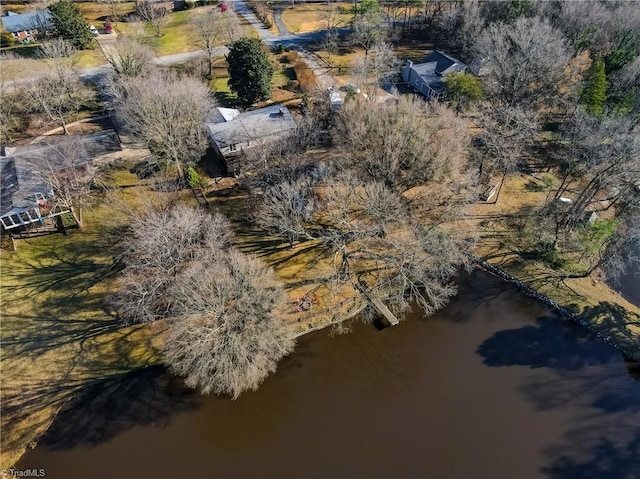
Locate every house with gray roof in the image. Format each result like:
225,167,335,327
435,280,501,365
0,130,120,232
401,51,467,100
1,10,53,43
205,105,297,175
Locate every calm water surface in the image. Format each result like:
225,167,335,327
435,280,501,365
612,244,640,307
18,272,640,479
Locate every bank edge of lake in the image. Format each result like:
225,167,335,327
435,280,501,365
474,257,640,362
4,255,638,472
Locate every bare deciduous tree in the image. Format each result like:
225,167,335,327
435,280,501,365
111,205,294,398
100,0,122,23
254,169,471,320
476,16,573,106
109,70,215,177
42,137,96,228
191,6,243,77
111,206,232,323
551,112,640,231
38,38,77,68
0,56,22,145
164,249,294,398
334,96,468,191
106,39,155,77
249,95,475,324
254,177,316,247
474,103,540,176
438,1,485,59
351,41,400,100
350,7,385,57
25,70,93,134
135,0,168,37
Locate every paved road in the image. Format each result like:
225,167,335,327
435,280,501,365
6,0,347,92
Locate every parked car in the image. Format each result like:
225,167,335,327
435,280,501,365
103,21,113,34
89,24,99,36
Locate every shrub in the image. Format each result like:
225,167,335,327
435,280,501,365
186,165,204,188
293,59,317,92
0,32,15,48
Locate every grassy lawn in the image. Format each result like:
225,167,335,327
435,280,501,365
76,46,107,67
0,168,166,470
0,153,357,470
281,2,352,33
78,1,137,23
466,173,640,357
390,29,436,60
0,3,29,14
116,9,202,56
115,4,259,57
0,43,105,70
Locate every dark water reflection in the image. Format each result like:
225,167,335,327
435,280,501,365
18,272,640,479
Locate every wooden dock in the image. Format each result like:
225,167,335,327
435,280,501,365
355,281,399,326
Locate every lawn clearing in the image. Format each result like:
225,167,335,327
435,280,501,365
116,9,201,56
390,29,436,61
464,173,640,357
281,3,353,33
0,165,167,470
78,1,136,23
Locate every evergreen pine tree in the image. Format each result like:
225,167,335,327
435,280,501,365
227,37,274,107
580,60,607,117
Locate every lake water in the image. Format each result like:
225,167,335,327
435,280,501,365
612,244,640,307
17,272,640,479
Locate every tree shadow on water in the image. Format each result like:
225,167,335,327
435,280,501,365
477,316,640,414
476,316,619,371
38,366,199,450
474,312,640,478
542,432,640,479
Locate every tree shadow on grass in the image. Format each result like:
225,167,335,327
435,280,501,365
214,91,238,108
1,236,129,361
571,301,640,361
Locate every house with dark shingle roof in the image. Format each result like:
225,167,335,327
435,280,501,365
401,51,467,100
0,131,121,231
1,9,53,43
205,105,297,176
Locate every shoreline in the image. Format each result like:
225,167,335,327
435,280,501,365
4,256,638,472
292,259,640,362
472,258,640,362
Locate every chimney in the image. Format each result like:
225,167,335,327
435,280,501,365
402,60,413,83
278,108,286,118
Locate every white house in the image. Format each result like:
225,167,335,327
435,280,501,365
401,51,467,100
